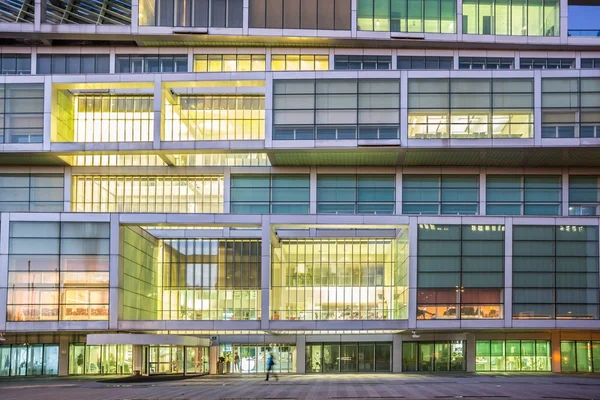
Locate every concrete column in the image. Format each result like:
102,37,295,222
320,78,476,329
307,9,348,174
153,74,163,149
408,217,418,329
466,332,476,372
63,167,72,212
242,0,249,35
551,331,561,372
400,71,408,145
456,0,463,40
261,216,272,329
561,171,569,216
209,345,218,374
43,75,53,151
504,218,513,328
132,345,144,375
34,0,42,29
58,336,70,376
224,168,231,213
392,334,403,373
131,0,140,33
534,70,542,146
0,213,9,332
109,214,120,330
264,72,273,147
479,171,486,216
296,335,306,374
559,0,569,42
395,167,402,215
310,167,317,214
351,0,357,38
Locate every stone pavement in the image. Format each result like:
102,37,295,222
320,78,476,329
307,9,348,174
1,373,599,400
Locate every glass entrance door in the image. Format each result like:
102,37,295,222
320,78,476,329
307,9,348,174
340,344,357,372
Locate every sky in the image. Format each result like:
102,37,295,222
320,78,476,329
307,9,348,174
569,5,600,30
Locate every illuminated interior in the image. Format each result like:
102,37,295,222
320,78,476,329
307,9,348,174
271,233,409,321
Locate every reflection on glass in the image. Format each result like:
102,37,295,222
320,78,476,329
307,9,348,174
219,344,296,374
0,344,59,376
403,341,465,372
69,344,133,375
476,340,551,371
309,343,392,373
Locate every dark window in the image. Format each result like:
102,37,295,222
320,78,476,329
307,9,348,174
581,59,600,69
398,56,454,70
520,58,575,70
459,57,514,70
249,0,350,30
36,54,110,74
334,55,391,70
153,0,241,27
115,55,189,73
0,55,31,75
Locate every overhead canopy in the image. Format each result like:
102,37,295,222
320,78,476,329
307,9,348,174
86,334,211,347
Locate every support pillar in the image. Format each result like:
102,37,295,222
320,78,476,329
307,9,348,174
296,335,306,374
466,332,476,372
58,336,70,376
209,344,218,375
392,334,403,373
551,331,561,372
132,345,144,375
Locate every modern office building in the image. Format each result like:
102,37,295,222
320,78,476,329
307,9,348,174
0,0,599,377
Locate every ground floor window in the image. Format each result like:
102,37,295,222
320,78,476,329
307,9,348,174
219,344,296,374
561,341,600,372
402,341,465,372
306,343,391,373
69,344,132,375
0,344,58,377
475,340,551,371
148,345,209,375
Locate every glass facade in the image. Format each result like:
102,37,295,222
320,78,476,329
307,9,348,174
459,57,514,69
462,0,559,36
249,0,351,30
7,222,110,322
0,344,59,377
194,54,266,72
512,225,599,319
140,0,243,27
159,239,262,321
71,175,224,213
402,341,465,371
398,56,453,70
147,345,209,374
486,175,562,215
0,174,63,212
334,55,392,70
164,95,265,141
417,224,504,319
271,236,409,321
408,78,533,139
306,342,392,373
317,175,395,215
115,55,188,73
475,340,551,371
69,95,154,143
357,0,456,33
402,175,479,215
0,54,31,75
521,57,575,69
271,55,329,71
569,176,599,216
0,83,44,144
220,344,296,373
37,54,110,75
273,79,400,140
542,78,600,139
560,341,600,372
231,174,310,214
68,344,133,375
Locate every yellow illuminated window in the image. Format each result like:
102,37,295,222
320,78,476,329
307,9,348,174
71,175,224,213
73,95,154,142
271,54,329,71
194,54,267,72
164,95,265,141
59,154,167,167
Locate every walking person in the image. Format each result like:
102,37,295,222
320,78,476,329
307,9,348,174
234,352,240,372
265,350,278,381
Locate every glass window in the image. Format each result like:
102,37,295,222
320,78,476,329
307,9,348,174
403,175,478,215
403,341,465,371
569,176,599,216
398,56,454,70
317,174,395,215
7,222,110,322
513,226,599,320
476,340,551,371
68,344,133,375
0,344,59,376
359,0,456,33
273,236,408,321
37,54,109,74
487,175,561,216
334,55,391,70
0,54,31,75
164,94,265,141
115,55,188,73
231,174,309,214
140,0,241,27
417,224,504,319
194,54,266,72
0,174,63,212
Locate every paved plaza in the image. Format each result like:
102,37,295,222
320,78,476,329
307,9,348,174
1,374,599,400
